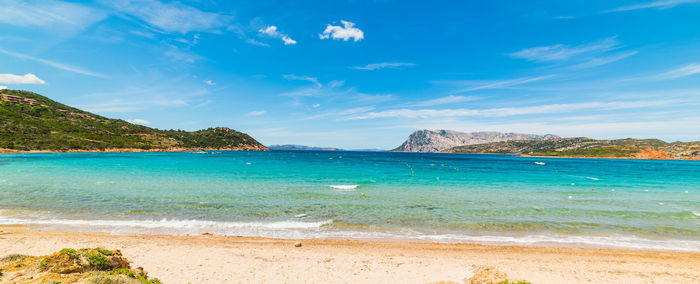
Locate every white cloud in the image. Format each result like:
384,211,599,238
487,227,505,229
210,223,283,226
0,86,7,90
411,95,480,107
345,99,682,120
0,73,46,84
0,48,105,77
312,104,321,108
258,25,296,45
319,20,364,42
205,80,216,85
126,118,151,125
350,62,415,70
247,110,266,116
602,0,700,13
246,38,270,47
655,62,700,79
0,0,106,32
510,37,620,62
103,0,230,34
283,74,322,88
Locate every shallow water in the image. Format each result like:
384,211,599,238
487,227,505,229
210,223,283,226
1,151,698,251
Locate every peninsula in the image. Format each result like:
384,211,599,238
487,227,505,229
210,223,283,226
0,89,267,153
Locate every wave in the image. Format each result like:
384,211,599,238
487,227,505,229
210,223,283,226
329,185,359,191
1,215,698,252
0,215,332,237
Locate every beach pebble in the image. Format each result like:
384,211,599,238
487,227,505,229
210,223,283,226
568,196,573,199
294,242,302,247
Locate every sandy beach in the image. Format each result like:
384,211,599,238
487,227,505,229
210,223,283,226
1,225,698,283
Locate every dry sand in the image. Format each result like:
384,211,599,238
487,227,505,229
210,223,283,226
1,225,698,284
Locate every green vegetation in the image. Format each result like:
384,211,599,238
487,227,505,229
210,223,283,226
60,248,79,259
444,137,700,159
94,248,114,256
0,89,267,152
498,281,532,284
85,253,108,270
1,248,161,283
40,257,50,270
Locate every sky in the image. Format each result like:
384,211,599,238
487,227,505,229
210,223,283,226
1,0,700,149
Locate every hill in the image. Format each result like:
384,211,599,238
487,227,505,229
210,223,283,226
392,129,558,152
0,89,267,152
442,137,700,160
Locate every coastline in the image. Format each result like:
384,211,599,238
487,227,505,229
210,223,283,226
1,225,698,283
0,146,269,154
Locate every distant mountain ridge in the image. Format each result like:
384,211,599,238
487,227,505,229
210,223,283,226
0,89,267,152
268,144,341,151
392,129,558,152
442,137,700,160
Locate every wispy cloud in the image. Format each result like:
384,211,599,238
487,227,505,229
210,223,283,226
0,48,105,77
345,99,682,120
509,37,636,69
319,20,364,42
654,62,700,79
103,0,231,34
126,118,150,125
602,0,700,13
204,80,216,86
80,98,188,113
247,110,267,116
510,37,620,62
410,95,480,107
163,46,201,63
570,51,638,69
258,25,296,45
0,73,46,84
0,0,106,32
350,62,415,71
193,99,214,108
245,38,270,47
444,75,553,93
283,74,322,88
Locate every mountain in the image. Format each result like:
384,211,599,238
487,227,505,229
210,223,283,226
442,137,700,160
0,89,267,152
392,129,558,152
268,144,341,151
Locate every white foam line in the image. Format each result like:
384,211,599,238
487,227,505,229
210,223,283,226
1,216,698,252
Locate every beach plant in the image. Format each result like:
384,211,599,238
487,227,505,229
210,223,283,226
85,253,108,270
59,248,79,259
39,257,50,270
498,280,532,284
107,268,137,278
94,248,114,256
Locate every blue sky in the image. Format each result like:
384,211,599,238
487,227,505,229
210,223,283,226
1,0,700,149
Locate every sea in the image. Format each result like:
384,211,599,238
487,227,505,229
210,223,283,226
1,151,698,252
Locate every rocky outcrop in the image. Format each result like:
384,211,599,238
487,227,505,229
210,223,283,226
393,129,558,152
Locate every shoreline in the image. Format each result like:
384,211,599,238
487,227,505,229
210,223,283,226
0,147,268,154
1,225,698,283
3,148,699,161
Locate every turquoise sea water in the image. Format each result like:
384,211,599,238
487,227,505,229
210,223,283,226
1,151,699,251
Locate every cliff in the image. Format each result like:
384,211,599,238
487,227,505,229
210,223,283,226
392,129,558,152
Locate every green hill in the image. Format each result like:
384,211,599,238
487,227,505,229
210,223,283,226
0,89,267,152
442,137,700,160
